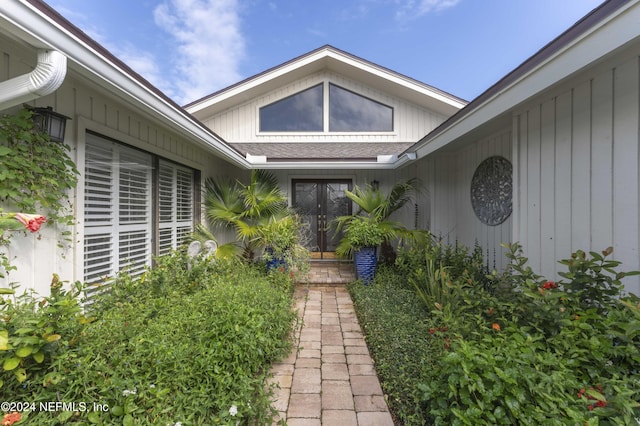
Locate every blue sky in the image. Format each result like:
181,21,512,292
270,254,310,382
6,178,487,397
48,0,604,105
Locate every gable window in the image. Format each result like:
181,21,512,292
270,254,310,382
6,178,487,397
83,132,197,286
329,84,393,132
259,82,393,133
259,84,323,131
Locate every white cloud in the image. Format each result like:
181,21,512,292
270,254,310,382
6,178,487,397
154,0,245,105
395,0,461,20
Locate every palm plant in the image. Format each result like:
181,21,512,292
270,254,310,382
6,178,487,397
196,169,288,259
334,178,428,261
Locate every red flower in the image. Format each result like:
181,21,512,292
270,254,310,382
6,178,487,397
2,412,21,426
429,328,436,334
14,213,46,233
492,323,501,331
542,281,557,290
595,400,607,407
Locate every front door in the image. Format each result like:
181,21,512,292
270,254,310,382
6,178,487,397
292,179,352,259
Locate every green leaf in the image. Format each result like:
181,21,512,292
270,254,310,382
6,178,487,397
123,414,134,426
110,406,124,417
45,334,61,342
15,345,33,357
0,146,11,156
0,330,7,350
14,368,26,383
3,356,20,371
87,411,102,424
32,351,45,363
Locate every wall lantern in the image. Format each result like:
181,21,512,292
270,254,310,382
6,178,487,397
30,106,71,143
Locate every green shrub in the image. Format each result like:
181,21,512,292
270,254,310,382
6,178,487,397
417,244,640,425
348,267,442,425
352,242,640,425
3,253,298,425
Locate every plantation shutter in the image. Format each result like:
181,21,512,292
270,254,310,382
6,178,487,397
158,160,194,256
84,134,152,285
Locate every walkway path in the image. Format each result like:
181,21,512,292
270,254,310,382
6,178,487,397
269,262,394,425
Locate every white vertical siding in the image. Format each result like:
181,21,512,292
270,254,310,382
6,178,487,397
205,71,448,144
0,39,243,295
426,129,513,271
513,52,640,294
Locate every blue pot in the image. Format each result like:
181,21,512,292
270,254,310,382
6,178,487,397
354,246,377,285
265,247,286,272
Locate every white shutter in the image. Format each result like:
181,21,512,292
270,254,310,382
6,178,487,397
84,134,195,285
158,160,194,256
84,134,152,284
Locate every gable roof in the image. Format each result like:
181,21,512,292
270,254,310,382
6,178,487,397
185,45,467,120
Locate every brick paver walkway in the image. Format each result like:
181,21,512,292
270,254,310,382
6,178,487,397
269,283,394,425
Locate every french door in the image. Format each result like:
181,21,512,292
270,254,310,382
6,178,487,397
292,179,352,259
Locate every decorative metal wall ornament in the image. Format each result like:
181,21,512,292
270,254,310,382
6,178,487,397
470,156,512,226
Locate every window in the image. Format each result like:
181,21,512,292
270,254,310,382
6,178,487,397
329,84,393,132
259,84,323,132
259,83,393,133
83,133,196,285
158,160,194,256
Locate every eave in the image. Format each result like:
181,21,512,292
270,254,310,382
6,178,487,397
185,45,467,120
406,0,639,159
1,0,250,169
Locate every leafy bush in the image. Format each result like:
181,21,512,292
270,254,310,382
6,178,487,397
2,253,297,425
351,242,640,425
348,267,443,425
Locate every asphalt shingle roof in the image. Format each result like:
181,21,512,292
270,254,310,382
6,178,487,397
229,142,415,161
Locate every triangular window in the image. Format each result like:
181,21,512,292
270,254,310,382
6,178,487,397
259,84,323,132
329,84,393,132
259,83,393,132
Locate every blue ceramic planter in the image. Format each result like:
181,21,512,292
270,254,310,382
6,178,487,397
354,246,377,285
265,247,286,272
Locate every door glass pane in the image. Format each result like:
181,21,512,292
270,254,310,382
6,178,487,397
325,183,351,251
294,182,319,252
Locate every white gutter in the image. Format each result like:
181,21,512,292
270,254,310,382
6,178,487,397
0,49,66,110
1,1,250,168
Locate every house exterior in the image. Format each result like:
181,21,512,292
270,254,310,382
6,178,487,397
1,0,639,296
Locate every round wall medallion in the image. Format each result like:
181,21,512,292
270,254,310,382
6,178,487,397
470,156,512,226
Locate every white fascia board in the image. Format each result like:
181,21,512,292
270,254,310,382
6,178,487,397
2,1,250,168
187,52,326,112
188,46,466,114
255,160,398,170
415,1,640,159
323,49,466,110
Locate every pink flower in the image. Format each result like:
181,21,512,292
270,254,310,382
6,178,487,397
14,213,46,232
2,412,21,426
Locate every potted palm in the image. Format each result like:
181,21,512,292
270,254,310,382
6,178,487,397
341,216,384,284
334,179,428,283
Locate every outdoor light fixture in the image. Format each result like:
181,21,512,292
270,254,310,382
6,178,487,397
30,106,70,143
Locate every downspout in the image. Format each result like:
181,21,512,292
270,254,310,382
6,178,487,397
0,50,67,110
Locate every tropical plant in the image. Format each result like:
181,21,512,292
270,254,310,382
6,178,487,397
258,214,311,280
198,169,288,259
334,178,428,259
